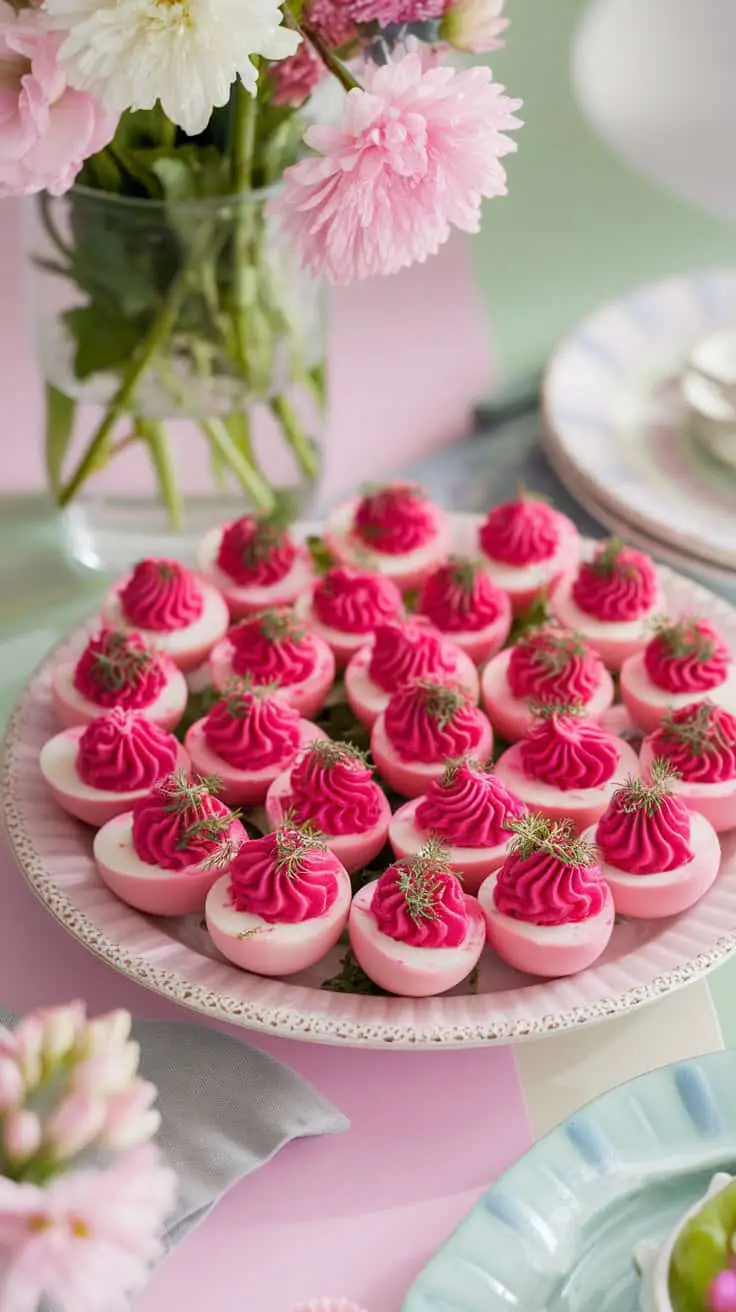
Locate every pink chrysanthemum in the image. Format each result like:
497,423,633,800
0,1144,176,1312
307,0,358,46
348,0,443,24
274,50,521,283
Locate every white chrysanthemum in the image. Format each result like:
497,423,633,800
42,0,301,136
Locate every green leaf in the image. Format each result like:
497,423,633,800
44,384,76,501
306,533,335,575
669,1180,736,1310
63,304,144,382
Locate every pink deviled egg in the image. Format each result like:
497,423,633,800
102,557,229,672
265,740,390,875
477,492,580,615
209,608,335,719
185,678,326,807
349,842,486,996
481,624,615,743
93,769,247,916
640,701,736,833
479,815,614,976
494,701,640,831
389,755,526,892
40,706,188,827
205,825,352,976
295,566,403,668
551,538,665,671
324,482,450,592
621,614,736,735
582,759,721,919
51,627,188,731
371,677,494,799
345,618,479,730
416,556,512,664
197,510,314,620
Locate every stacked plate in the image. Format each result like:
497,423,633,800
542,270,736,595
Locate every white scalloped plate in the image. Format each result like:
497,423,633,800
3,515,736,1049
543,269,736,570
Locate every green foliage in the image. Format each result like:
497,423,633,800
44,384,76,497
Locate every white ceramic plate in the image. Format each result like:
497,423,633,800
3,515,736,1050
543,269,736,570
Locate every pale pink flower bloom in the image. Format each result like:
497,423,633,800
72,1041,140,1096
10,1016,43,1091
100,1079,161,1152
0,2,116,197
45,1092,108,1160
39,1002,86,1065
0,1060,23,1114
0,1145,176,1312
83,1010,132,1055
275,50,521,283
349,0,443,23
3,1111,42,1165
442,0,509,52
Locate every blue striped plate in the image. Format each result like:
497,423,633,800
403,1050,736,1311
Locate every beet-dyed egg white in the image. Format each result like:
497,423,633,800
344,618,479,730
551,538,664,671
621,615,736,734
481,624,614,742
40,706,188,827
324,482,450,591
640,701,736,833
477,493,580,614
416,556,512,664
196,511,314,620
349,843,486,997
478,814,615,977
294,566,403,668
371,677,493,799
494,702,640,831
209,608,335,719
205,826,351,976
185,679,326,806
93,769,247,916
582,760,721,919
101,558,229,672
389,755,526,892
51,627,188,732
265,740,390,875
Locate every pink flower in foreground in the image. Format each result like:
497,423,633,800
442,0,509,52
348,0,443,23
0,2,116,198
0,1145,176,1312
274,50,521,283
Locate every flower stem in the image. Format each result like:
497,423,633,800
284,6,361,92
138,418,184,530
58,267,195,508
200,417,276,511
230,74,258,385
270,394,319,481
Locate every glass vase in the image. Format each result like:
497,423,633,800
25,185,327,574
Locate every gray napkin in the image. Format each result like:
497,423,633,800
0,1009,348,1245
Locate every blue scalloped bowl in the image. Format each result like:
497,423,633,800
404,1050,736,1312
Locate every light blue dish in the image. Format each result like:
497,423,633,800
403,1050,736,1312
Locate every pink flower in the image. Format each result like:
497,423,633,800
0,2,116,198
442,0,509,52
271,42,325,107
0,1144,176,1312
275,50,521,283
710,1268,736,1311
348,0,443,23
307,0,357,46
